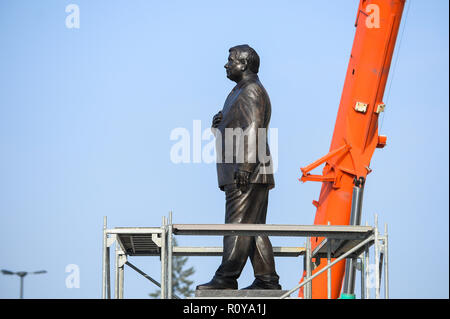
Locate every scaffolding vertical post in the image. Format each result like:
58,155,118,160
374,214,380,299
384,223,389,299
161,216,167,299
305,237,312,299
114,242,118,299
364,221,370,299
326,221,331,299
106,248,111,298
102,217,106,299
115,243,119,298
119,256,124,299
365,244,370,299
115,243,125,299
167,211,173,299
360,256,365,299
102,216,111,299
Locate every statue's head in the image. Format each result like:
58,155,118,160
225,44,260,83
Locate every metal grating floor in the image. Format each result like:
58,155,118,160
115,232,305,257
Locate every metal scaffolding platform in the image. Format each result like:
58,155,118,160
101,213,388,299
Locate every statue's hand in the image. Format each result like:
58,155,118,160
212,111,223,128
234,169,251,192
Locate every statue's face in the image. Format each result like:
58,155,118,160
224,50,246,82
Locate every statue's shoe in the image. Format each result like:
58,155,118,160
241,278,282,290
196,277,237,290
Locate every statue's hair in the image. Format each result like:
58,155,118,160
229,44,260,74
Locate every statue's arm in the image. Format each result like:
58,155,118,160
235,85,266,175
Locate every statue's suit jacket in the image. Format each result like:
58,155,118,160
215,73,275,191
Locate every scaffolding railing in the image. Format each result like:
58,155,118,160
101,213,388,299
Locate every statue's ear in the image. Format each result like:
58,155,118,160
240,59,248,72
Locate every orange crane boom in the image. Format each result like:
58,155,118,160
299,0,406,299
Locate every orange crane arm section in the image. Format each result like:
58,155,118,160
299,0,405,299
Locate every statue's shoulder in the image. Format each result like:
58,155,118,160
242,78,265,95
242,79,269,103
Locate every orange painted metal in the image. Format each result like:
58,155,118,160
299,0,405,299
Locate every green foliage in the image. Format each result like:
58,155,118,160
149,238,195,298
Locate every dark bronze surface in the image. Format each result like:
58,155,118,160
213,44,275,191
197,45,280,290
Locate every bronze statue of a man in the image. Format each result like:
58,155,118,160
196,44,281,290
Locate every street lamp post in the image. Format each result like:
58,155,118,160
1,269,47,298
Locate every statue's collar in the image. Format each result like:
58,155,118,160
235,73,259,90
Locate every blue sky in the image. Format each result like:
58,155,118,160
0,0,448,299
